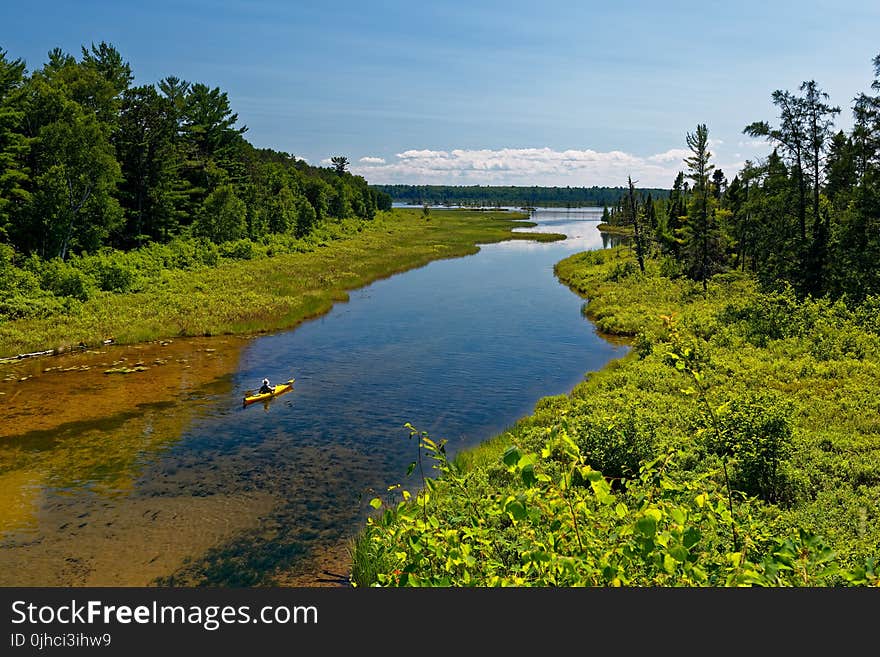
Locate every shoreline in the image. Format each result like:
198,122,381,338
596,222,634,236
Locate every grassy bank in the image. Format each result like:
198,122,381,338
351,246,880,586
0,209,559,358
596,222,634,236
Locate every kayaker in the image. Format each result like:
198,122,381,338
258,378,272,394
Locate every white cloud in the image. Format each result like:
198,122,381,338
319,157,333,165
349,146,706,187
358,156,386,164
647,148,691,163
737,139,768,149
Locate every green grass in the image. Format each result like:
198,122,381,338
0,209,560,357
596,222,634,236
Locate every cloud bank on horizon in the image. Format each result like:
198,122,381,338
350,145,754,188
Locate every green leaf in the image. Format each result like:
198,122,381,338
505,499,527,521
502,446,522,467
581,468,602,482
369,497,382,509
683,527,701,549
636,515,657,538
521,463,537,487
406,462,416,477
670,546,689,563
530,551,552,564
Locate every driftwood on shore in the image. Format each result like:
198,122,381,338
0,339,114,365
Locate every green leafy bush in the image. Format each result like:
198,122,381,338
708,391,795,504
352,427,875,587
606,259,638,282
37,258,95,301
570,411,657,482
722,286,811,346
79,252,139,292
219,238,258,260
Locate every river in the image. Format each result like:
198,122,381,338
0,208,628,586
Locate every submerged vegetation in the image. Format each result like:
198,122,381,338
351,52,880,587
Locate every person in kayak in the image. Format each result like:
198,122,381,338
258,378,273,394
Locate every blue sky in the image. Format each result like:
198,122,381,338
3,0,878,186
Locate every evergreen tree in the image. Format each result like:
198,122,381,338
662,172,686,255
800,80,840,296
626,176,646,272
680,124,726,291
824,131,856,210
331,155,349,174
745,90,809,245
644,193,656,230
711,168,727,199
116,84,178,244
0,49,29,242
180,82,248,210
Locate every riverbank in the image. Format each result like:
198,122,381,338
596,222,634,236
0,209,560,359
351,246,880,586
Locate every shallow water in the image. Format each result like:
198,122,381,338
0,209,628,586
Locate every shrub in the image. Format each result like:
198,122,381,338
219,238,257,260
722,285,810,347
37,258,95,301
79,253,139,292
352,430,872,587
570,410,657,482
705,391,795,504
606,260,638,282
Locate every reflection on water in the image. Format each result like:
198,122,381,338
601,232,631,249
0,209,628,586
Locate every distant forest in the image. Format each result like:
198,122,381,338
371,185,670,208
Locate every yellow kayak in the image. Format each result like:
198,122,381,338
243,379,294,406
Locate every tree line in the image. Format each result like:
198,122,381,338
371,184,670,209
0,42,392,262
602,52,880,302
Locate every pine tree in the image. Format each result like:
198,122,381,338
0,49,29,242
680,124,726,292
